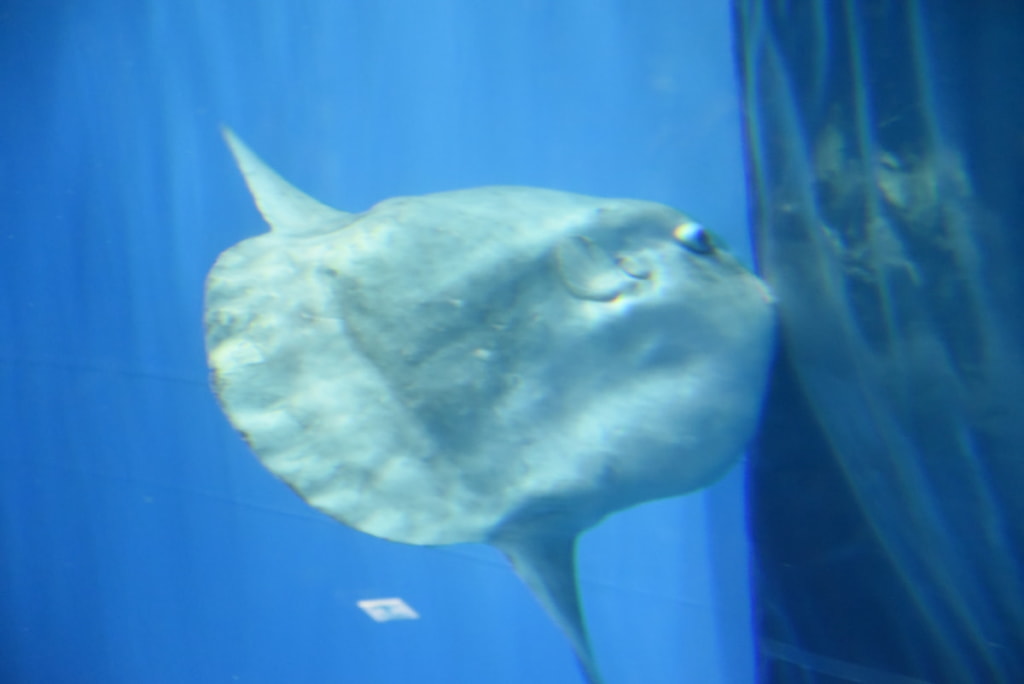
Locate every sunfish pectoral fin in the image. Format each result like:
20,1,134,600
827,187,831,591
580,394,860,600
496,533,605,684
553,235,633,302
220,126,354,237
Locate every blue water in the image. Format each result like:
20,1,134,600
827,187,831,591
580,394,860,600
0,2,754,683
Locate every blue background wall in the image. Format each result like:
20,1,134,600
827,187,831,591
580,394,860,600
737,2,1024,681
0,2,754,682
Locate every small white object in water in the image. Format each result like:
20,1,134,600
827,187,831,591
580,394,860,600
356,598,421,622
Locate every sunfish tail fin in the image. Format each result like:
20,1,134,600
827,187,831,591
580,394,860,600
497,533,605,684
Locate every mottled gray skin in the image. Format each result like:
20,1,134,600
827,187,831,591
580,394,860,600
205,129,776,684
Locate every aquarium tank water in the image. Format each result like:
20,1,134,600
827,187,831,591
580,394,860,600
1,2,1020,683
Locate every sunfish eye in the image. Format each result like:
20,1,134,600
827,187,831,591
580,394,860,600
673,221,715,254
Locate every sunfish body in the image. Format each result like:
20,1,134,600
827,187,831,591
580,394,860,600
204,128,776,683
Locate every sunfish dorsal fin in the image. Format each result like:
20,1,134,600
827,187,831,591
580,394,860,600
221,126,353,237
497,533,604,684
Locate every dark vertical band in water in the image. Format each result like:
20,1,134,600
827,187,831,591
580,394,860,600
733,1,1024,683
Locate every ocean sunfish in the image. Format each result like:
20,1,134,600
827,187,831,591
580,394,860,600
204,128,776,683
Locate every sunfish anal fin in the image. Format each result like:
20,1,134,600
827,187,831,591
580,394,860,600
497,533,604,684
220,126,353,237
